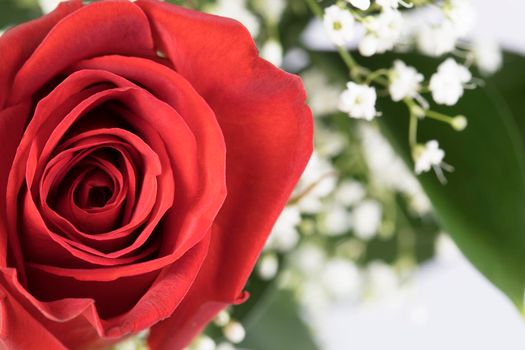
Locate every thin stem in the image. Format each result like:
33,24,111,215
409,111,418,148
404,98,419,147
366,69,390,85
395,206,417,269
425,110,454,124
337,46,358,71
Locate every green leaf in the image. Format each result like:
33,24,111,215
489,53,525,130
240,288,319,350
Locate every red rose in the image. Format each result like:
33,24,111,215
0,0,312,349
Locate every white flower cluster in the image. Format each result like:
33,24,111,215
359,9,404,57
261,151,337,279
416,0,475,56
286,242,405,322
359,124,432,214
322,1,409,57
321,0,501,179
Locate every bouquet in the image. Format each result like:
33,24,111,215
0,0,523,349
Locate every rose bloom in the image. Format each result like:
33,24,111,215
0,0,312,349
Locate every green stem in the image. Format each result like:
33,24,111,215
409,113,418,148
404,99,418,147
337,46,358,71
305,0,323,17
366,69,390,85
425,110,455,125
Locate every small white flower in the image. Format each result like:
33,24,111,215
292,244,326,274
223,321,246,344
216,343,236,350
347,0,371,10
193,336,216,350
339,82,378,121
266,206,301,252
389,60,424,101
445,0,476,36
114,338,139,350
473,38,503,75
366,261,399,300
323,5,356,46
362,10,404,55
414,140,445,174
352,199,382,240
320,203,352,236
436,233,462,262
321,258,362,299
260,39,283,67
257,253,279,280
429,58,471,105
417,21,457,57
335,180,366,207
214,310,231,327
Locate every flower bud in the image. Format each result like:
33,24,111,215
452,115,468,131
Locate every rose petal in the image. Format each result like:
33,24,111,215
8,0,155,105
0,0,82,108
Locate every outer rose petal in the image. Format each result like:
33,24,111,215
0,0,82,108
137,1,313,349
8,0,155,105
